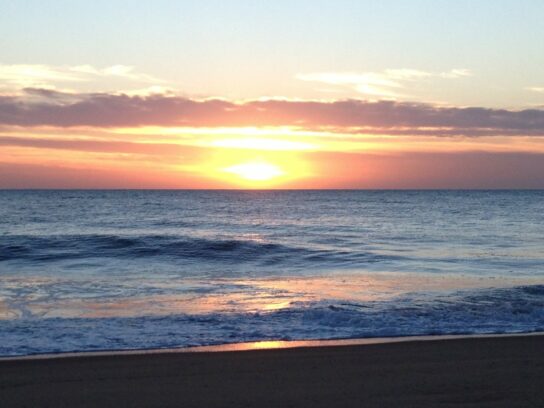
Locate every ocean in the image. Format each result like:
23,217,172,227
0,190,543,356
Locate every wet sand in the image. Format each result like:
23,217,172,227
1,335,543,407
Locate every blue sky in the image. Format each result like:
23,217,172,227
2,0,544,106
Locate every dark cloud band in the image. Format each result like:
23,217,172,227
1,88,544,136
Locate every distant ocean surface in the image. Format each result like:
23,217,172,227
1,190,543,356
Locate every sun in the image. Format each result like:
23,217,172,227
197,145,313,188
223,161,284,181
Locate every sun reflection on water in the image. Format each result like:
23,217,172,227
2,273,538,321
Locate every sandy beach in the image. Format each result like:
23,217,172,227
1,334,543,407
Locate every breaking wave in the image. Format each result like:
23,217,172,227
1,285,543,356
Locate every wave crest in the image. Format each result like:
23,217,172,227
0,234,398,266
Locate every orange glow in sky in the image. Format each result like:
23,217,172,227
2,124,544,189
2,2,544,189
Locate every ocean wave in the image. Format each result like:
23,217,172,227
0,234,399,266
1,285,542,356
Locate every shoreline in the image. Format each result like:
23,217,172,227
1,333,543,407
2,330,543,362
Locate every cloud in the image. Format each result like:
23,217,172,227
527,87,544,93
1,89,544,136
297,68,472,99
296,72,404,98
0,64,163,90
0,135,202,156
439,69,472,79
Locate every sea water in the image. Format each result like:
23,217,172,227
0,190,543,356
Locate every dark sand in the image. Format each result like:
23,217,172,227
1,335,543,407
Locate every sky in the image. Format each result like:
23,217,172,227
1,0,544,188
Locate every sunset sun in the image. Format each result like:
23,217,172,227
223,161,284,182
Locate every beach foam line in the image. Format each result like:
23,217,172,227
2,331,543,362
